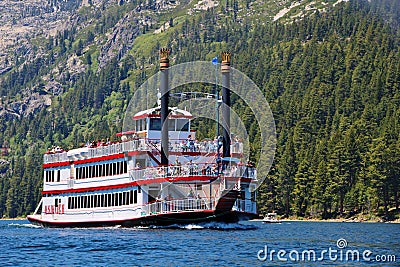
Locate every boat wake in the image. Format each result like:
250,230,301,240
149,222,258,230
6,223,42,229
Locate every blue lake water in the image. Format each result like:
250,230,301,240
1,219,399,266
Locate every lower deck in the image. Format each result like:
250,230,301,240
27,209,257,228
28,195,257,228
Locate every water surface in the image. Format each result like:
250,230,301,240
1,220,398,266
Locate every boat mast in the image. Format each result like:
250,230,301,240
221,52,231,158
160,48,170,166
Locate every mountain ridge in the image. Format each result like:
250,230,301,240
0,0,399,220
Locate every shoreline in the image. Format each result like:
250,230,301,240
2,216,399,223
1,217,27,221
252,217,400,224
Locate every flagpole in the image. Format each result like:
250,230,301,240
212,56,219,209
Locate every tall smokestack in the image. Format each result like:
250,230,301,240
221,52,231,158
160,48,170,165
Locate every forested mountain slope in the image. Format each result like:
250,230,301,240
0,0,399,220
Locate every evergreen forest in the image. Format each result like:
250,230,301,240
0,0,399,221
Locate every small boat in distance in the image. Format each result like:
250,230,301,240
262,213,281,223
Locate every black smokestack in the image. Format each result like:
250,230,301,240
221,52,231,158
160,48,170,165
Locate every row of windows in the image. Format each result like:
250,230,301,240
68,189,140,210
135,118,190,132
149,118,190,131
75,161,128,179
45,169,61,182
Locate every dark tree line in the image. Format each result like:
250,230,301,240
0,0,398,220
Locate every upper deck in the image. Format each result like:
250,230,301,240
43,138,244,165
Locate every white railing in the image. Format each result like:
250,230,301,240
235,199,257,214
43,140,150,164
129,165,256,182
43,138,246,164
141,198,214,216
43,152,68,164
145,138,244,154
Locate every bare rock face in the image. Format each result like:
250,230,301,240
0,0,84,70
0,93,51,119
98,12,140,69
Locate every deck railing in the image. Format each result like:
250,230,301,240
148,139,243,154
43,152,69,164
141,198,214,216
44,138,244,164
44,140,150,164
130,165,256,182
235,199,257,214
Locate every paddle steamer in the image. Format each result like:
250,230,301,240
27,50,258,227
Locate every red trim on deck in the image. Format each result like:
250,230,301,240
132,114,193,120
43,161,71,169
74,153,125,165
116,130,136,136
127,151,147,156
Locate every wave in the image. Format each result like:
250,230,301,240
149,222,258,230
7,223,42,229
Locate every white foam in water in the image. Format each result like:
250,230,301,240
8,223,42,229
183,224,204,230
149,222,257,230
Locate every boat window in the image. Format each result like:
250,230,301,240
114,193,118,206
95,195,99,208
84,195,88,208
142,119,147,131
149,118,161,131
119,192,123,206
168,119,175,131
134,190,137,204
123,161,127,173
176,119,189,131
57,170,61,182
100,164,104,177
113,162,117,176
124,191,129,205
108,193,113,207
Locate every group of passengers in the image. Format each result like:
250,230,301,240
146,158,255,178
85,138,112,148
46,145,64,154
